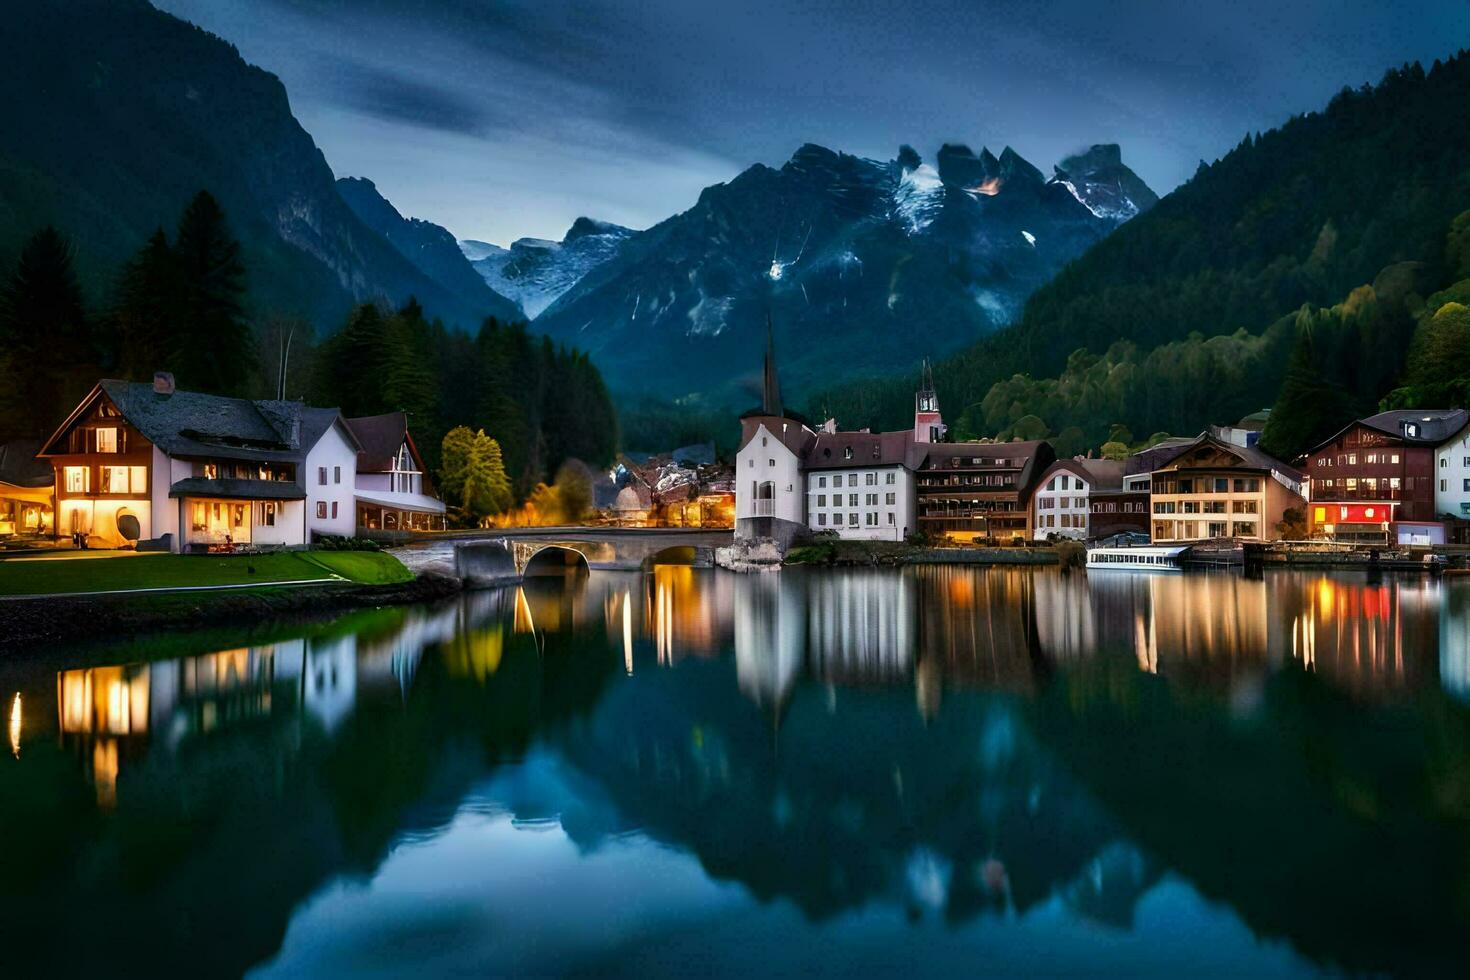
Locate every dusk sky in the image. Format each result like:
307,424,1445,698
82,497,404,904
156,0,1470,245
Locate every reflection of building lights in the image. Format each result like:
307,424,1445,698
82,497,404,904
623,590,634,674
93,739,118,809
513,587,537,635
1316,579,1335,620
8,693,20,758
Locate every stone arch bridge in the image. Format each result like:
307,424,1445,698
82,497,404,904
451,528,733,586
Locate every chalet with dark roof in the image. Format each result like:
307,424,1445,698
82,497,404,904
38,373,361,552
344,412,446,532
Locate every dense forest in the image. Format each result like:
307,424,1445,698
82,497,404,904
811,52,1470,454
0,192,619,506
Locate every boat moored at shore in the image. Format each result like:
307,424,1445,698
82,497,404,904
1087,545,1190,571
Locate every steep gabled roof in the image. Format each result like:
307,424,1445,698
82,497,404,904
346,412,416,473
1040,457,1125,490
805,429,918,470
1303,408,1470,457
1153,433,1304,482
40,381,311,462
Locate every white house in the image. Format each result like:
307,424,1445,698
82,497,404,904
39,374,362,552
804,430,918,541
1031,458,1125,541
1434,416,1470,531
345,412,448,532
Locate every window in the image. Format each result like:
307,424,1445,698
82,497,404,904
1346,478,1358,490
888,513,895,525
848,474,857,487
317,501,327,518
1463,479,1470,492
817,513,827,526
866,513,878,526
817,494,826,507
768,459,775,468
1390,478,1401,490
260,502,277,526
94,428,118,453
1233,521,1257,537
866,473,877,486
1441,458,1448,469
1348,454,1358,465
747,459,753,468
1391,454,1400,464
848,493,858,506
886,492,896,505
331,501,338,519
1232,501,1258,514
844,447,853,459
333,465,341,484
1441,479,1448,493
761,436,768,447
1214,478,1229,493
865,493,877,505
848,513,857,526
101,466,144,494
203,463,218,480
191,502,206,531
885,472,895,485
318,466,328,485
64,466,89,493
818,476,827,488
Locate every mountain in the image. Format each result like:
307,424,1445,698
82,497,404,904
1050,144,1160,222
461,217,635,318
0,0,513,333
531,142,1153,401
337,177,521,323
815,53,1470,441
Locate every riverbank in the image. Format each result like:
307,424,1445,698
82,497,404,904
784,539,1062,567
0,571,462,650
0,550,413,596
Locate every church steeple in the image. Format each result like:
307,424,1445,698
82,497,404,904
914,358,944,443
762,312,784,417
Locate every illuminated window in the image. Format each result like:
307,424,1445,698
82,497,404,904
316,501,327,518
259,502,276,526
191,502,206,531
102,466,129,493
94,428,118,453
203,463,218,479
64,466,89,492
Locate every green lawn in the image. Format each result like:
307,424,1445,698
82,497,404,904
0,550,412,596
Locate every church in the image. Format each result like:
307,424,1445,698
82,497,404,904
735,329,1050,546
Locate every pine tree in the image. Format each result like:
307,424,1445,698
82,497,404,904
173,190,250,394
114,228,184,381
0,227,94,441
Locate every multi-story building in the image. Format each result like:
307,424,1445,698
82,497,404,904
346,412,448,532
1148,433,1305,543
804,429,918,540
1031,458,1137,541
1302,409,1466,545
915,440,1054,544
38,374,361,552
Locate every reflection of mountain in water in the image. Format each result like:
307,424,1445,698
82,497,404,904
4,569,1470,976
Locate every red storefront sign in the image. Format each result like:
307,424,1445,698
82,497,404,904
1312,503,1392,525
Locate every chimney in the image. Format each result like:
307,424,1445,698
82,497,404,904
153,371,175,396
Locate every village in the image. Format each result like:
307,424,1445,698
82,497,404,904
4,338,1470,580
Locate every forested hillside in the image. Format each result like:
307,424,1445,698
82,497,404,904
813,53,1470,445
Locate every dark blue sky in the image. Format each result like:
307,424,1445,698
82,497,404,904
157,0,1470,244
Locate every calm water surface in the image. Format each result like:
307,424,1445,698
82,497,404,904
4,565,1470,978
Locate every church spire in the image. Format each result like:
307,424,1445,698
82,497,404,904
914,357,944,443
762,311,784,417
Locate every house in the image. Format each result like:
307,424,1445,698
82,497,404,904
1148,433,1305,543
37,373,361,552
1433,414,1470,542
1031,457,1137,541
0,439,54,540
344,412,447,532
1302,409,1467,545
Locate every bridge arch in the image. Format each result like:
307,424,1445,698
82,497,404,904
645,545,698,568
521,545,592,577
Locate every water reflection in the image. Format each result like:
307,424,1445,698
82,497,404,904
3,567,1470,977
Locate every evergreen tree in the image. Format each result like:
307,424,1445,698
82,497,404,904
173,190,250,394
0,227,94,441
316,303,392,417
114,228,183,381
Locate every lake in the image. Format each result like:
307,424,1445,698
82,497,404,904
3,564,1469,977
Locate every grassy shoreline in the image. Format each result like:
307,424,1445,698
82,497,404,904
0,550,412,597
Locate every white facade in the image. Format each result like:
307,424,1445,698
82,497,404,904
306,423,359,537
1033,470,1093,540
1435,427,1470,523
805,465,914,541
735,422,804,525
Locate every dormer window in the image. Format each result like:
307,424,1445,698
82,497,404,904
1405,423,1419,438
844,447,853,459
